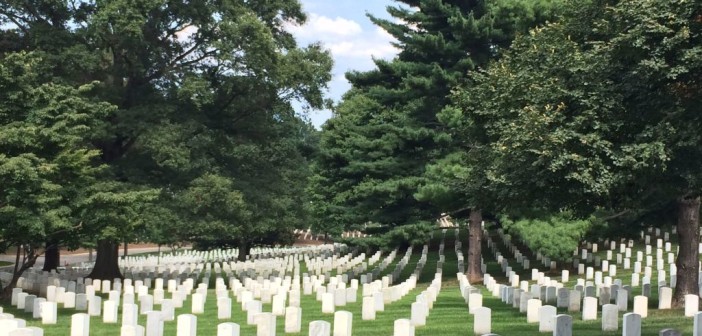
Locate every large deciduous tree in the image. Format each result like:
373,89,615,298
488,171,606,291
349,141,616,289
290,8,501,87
1,0,332,279
454,0,702,305
0,52,112,297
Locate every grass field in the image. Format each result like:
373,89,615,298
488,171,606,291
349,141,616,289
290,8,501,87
0,228,694,335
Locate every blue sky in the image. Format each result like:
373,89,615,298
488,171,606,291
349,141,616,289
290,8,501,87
288,0,399,128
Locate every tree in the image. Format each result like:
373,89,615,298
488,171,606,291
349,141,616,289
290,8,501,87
309,0,560,283
1,0,332,278
453,0,702,305
0,52,113,297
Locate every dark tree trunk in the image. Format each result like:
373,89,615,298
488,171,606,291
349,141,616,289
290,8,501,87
238,239,250,262
672,196,700,307
123,241,128,258
467,208,484,283
42,241,60,272
87,240,123,280
2,245,39,300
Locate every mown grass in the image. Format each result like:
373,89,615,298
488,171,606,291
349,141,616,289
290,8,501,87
0,227,694,335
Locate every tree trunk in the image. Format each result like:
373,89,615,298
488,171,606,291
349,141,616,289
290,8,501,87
672,196,700,307
123,241,128,258
42,241,60,272
238,238,250,262
2,245,38,300
87,239,123,280
467,208,484,283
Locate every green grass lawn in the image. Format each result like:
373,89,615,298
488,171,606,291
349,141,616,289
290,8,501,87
0,228,694,335
0,261,12,267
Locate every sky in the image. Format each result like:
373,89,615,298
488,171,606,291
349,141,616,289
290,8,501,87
287,0,400,128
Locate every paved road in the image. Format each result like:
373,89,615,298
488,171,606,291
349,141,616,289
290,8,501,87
0,247,168,270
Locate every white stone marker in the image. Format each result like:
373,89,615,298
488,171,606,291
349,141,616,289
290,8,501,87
474,307,491,335
88,296,102,317
309,320,331,336
623,313,641,336
285,307,302,333
527,299,542,323
695,311,702,336
538,305,557,332
64,292,76,309
659,287,672,309
686,294,700,317
71,313,90,336
394,319,414,336
272,294,285,316
122,303,138,326
161,299,175,322
333,311,352,336
33,298,45,319
469,293,483,314
554,314,572,336
139,295,153,315
103,300,118,323
177,314,197,336
582,297,597,321
246,301,263,325
8,328,40,336
191,293,205,314
322,293,335,314
217,323,240,336
145,310,164,336
361,296,375,321
218,297,232,320
633,295,648,318
602,304,618,331
254,312,276,336
411,301,427,326
40,301,57,324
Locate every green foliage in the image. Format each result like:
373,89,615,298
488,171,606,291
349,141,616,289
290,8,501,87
312,0,561,236
0,51,113,256
339,222,435,252
1,0,333,260
500,212,592,262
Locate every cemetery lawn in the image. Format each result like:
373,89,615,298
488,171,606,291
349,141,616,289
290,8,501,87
0,261,11,267
0,228,694,335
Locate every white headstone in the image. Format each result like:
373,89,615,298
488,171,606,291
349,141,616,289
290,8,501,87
103,300,118,323
538,305,557,332
623,312,641,336
218,297,231,320
582,297,597,321
145,310,164,336
70,313,90,336
602,304,618,331
308,320,331,336
474,307,491,335
122,303,138,326
332,311,352,336
362,296,375,320
658,287,672,309
285,307,302,333
527,299,542,323
393,319,414,336
633,295,648,318
40,301,57,325
554,314,572,336
216,323,240,336
176,314,197,336
686,294,700,317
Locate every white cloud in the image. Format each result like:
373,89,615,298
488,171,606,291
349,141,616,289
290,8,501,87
287,13,362,38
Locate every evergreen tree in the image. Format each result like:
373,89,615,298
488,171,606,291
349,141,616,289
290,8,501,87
314,0,559,281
